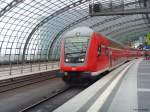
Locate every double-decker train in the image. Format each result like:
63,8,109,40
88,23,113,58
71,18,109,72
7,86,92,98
58,27,143,84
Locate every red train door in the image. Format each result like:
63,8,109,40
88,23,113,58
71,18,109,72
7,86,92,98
109,48,112,67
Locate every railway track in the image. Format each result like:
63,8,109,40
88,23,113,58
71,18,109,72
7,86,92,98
19,84,89,112
0,70,58,93
19,86,72,112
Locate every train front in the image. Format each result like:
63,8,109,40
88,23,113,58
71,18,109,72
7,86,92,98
59,27,93,83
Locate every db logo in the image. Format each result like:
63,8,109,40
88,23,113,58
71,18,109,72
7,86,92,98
71,67,76,71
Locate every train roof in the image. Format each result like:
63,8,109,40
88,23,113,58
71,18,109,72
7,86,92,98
63,26,125,49
63,27,94,38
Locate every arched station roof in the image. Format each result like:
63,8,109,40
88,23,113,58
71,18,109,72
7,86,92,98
0,0,149,62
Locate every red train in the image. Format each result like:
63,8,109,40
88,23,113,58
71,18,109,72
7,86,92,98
144,50,150,60
59,27,142,84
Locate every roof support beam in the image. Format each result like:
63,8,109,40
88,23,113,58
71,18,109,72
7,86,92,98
99,17,146,33
0,0,24,18
106,22,149,36
113,26,149,40
91,16,123,28
119,30,149,43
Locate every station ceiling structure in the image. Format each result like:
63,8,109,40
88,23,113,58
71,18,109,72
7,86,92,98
0,0,150,63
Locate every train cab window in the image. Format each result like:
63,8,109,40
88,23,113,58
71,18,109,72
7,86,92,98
64,36,90,63
97,45,101,56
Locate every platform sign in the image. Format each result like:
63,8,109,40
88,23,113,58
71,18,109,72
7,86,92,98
146,32,150,45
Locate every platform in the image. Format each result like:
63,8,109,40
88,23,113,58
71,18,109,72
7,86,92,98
0,62,59,81
53,59,150,112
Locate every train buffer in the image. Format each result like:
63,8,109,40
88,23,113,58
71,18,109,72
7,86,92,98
53,58,150,112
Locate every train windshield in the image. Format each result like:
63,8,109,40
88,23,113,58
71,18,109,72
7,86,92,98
64,36,89,64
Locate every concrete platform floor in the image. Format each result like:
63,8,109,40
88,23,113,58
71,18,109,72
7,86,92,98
0,62,59,80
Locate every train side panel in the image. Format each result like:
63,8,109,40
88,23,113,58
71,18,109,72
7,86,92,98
95,33,110,72
85,33,98,72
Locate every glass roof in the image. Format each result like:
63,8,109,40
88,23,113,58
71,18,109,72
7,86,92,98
0,0,149,63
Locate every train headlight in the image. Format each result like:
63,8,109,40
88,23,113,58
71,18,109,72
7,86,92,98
78,58,84,62
81,58,84,62
64,72,68,76
65,59,69,62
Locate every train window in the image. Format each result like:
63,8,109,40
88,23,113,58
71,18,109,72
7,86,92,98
97,45,101,56
105,47,109,56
